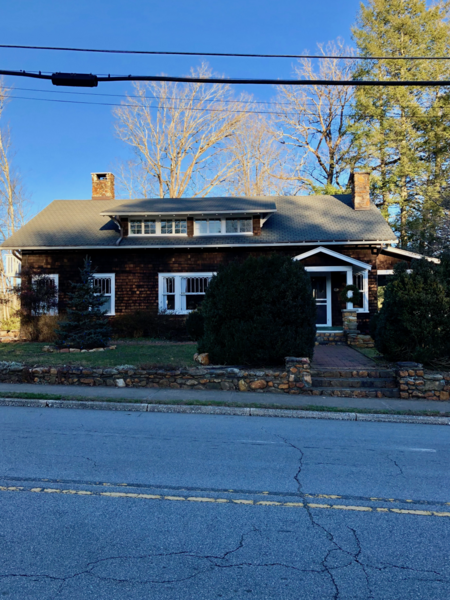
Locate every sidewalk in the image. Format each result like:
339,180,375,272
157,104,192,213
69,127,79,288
0,382,449,414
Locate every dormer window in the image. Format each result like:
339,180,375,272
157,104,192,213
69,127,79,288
226,218,252,233
193,217,253,236
129,219,187,236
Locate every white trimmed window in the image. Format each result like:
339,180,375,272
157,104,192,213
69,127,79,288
194,218,222,235
93,274,115,316
31,274,58,315
129,219,187,236
352,271,369,313
193,217,253,236
159,273,214,314
225,217,252,234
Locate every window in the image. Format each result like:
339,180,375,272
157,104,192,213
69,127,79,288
129,219,186,236
158,273,214,313
352,271,369,312
93,274,115,315
31,274,58,315
194,218,222,235
226,218,252,234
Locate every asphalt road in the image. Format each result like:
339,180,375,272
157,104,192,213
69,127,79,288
0,407,449,599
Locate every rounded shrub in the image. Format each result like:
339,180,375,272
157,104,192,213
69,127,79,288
371,259,450,363
198,254,316,365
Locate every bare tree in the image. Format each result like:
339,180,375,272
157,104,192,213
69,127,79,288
224,114,306,196
114,64,250,198
275,39,358,193
0,80,28,320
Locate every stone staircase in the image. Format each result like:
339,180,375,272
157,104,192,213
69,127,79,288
305,367,399,398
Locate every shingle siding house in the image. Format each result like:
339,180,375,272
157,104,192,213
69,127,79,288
2,171,424,335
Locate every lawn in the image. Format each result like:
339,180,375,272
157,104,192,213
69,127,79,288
0,341,197,368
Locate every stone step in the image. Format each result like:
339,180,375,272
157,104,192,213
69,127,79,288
311,368,395,379
312,377,397,389
301,387,400,399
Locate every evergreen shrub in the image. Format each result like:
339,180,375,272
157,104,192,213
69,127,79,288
198,254,316,365
371,259,450,363
55,257,111,349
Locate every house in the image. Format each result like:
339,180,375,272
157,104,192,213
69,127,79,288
1,171,432,339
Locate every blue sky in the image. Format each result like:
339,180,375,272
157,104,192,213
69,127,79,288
0,0,361,216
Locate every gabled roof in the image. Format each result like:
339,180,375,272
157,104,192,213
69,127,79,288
100,196,277,216
1,194,397,250
293,246,372,270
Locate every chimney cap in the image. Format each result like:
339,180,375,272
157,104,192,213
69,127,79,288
91,172,115,200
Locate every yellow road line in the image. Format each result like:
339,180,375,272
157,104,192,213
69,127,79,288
1,485,449,518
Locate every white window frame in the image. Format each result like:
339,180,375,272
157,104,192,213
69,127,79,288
353,271,369,313
5,253,21,277
193,217,253,236
128,218,187,236
31,274,59,316
158,272,215,314
92,273,115,316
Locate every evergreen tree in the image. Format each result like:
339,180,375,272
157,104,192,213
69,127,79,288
55,257,111,349
352,0,450,250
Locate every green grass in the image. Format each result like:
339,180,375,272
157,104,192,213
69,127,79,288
0,391,447,417
0,342,197,368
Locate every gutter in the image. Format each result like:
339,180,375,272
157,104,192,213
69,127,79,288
1,240,399,251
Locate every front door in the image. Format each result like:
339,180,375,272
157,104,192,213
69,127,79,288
311,275,330,326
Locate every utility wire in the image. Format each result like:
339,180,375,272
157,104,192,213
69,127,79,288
1,43,450,60
1,68,450,86
7,93,449,119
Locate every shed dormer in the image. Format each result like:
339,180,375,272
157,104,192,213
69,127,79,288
100,197,277,238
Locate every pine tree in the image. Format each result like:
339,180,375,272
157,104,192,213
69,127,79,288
55,257,111,349
352,0,450,250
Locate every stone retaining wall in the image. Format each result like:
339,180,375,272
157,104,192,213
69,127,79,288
315,332,345,345
0,357,312,394
396,362,450,401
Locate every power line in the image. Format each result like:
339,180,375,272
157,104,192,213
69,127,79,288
1,43,450,61
7,93,449,119
2,69,450,87
10,86,346,109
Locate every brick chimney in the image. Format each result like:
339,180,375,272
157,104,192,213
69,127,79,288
91,172,115,200
351,171,371,210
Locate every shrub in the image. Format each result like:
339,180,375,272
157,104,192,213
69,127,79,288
371,259,450,363
185,309,204,341
110,310,189,341
198,254,316,365
20,315,67,342
55,257,111,349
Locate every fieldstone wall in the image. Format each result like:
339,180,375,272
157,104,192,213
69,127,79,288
396,362,450,401
342,309,375,348
315,331,345,345
0,357,312,394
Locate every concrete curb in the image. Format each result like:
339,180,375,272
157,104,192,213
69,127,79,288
0,397,449,425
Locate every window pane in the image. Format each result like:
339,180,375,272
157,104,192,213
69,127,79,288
161,220,173,234
209,219,221,234
195,219,208,234
226,219,238,233
239,218,252,233
130,220,142,235
186,295,205,310
101,297,112,314
184,277,209,293
164,277,175,294
175,220,187,234
93,277,111,295
164,295,175,310
144,220,156,234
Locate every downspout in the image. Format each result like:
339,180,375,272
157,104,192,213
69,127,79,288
111,216,123,246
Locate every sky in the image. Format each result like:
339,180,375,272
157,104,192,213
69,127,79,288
0,0,361,216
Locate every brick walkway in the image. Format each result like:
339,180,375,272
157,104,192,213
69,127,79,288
312,345,376,368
